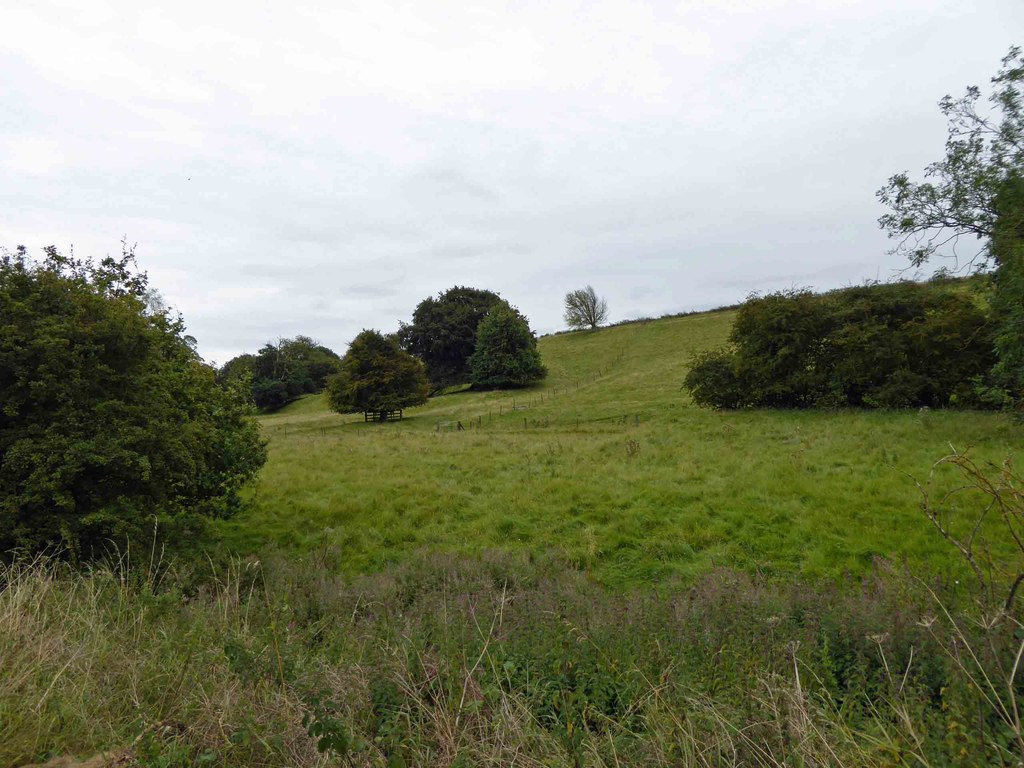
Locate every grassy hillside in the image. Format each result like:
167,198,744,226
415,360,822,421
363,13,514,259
9,307,1024,768
219,308,1020,586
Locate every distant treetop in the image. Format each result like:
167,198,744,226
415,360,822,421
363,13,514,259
564,285,608,330
326,329,429,418
219,336,341,410
397,286,503,389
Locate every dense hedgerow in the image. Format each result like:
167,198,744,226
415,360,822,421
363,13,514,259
684,280,995,409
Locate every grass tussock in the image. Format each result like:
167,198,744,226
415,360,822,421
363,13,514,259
4,548,1024,767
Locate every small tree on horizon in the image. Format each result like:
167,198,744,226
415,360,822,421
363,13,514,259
326,330,429,420
468,303,547,389
564,285,608,330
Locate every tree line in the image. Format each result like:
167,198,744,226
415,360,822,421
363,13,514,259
221,283,612,417
221,286,554,420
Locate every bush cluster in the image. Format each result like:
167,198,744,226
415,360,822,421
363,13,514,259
684,280,996,409
397,287,546,391
397,286,504,389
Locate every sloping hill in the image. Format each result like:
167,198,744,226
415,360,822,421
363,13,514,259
221,308,1018,586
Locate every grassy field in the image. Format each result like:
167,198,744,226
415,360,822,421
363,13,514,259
10,308,1024,768
219,308,1022,587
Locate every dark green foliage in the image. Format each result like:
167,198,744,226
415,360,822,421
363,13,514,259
991,175,1024,401
325,330,429,418
0,246,266,558
684,281,995,409
397,286,503,389
726,288,833,407
468,303,547,389
683,348,745,409
220,337,341,410
302,691,352,757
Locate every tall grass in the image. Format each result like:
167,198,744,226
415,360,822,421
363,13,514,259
3,545,1022,766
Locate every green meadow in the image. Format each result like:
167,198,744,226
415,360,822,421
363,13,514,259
221,308,1021,587
11,307,1024,768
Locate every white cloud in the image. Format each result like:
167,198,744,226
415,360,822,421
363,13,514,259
3,138,66,175
2,0,1021,361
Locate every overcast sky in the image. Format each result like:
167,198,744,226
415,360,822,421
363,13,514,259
2,1,1021,363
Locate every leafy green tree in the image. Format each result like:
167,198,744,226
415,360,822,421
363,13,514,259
468,303,547,389
220,336,341,410
397,286,503,389
877,46,1024,399
325,330,429,419
0,245,266,558
564,285,609,330
990,176,1024,398
219,353,258,386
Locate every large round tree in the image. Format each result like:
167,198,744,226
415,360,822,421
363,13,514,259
468,303,547,389
397,286,503,389
0,245,266,559
326,330,430,420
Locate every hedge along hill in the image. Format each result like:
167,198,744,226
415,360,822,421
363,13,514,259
684,279,997,410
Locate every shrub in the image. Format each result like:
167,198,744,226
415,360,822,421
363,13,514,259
684,280,996,409
0,246,266,558
684,349,745,409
